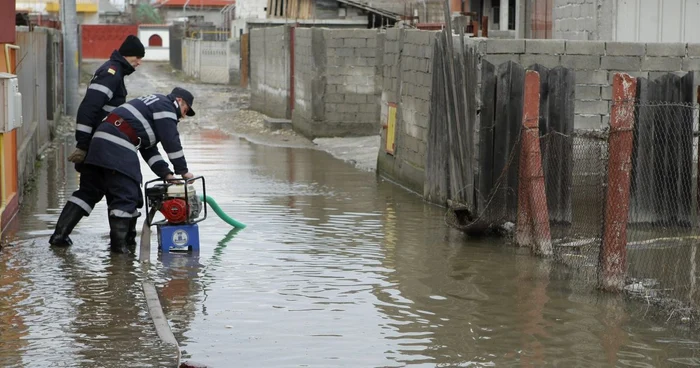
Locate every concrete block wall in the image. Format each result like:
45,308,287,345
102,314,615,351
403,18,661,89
250,26,291,119
376,29,436,194
229,39,241,85
291,28,315,131
552,0,614,41
292,28,380,138
474,38,700,130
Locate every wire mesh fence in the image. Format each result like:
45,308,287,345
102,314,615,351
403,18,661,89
444,95,700,326
624,101,700,322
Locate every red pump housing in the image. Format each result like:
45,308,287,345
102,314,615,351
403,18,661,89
160,198,188,224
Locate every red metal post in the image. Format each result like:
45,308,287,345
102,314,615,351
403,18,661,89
516,134,533,247
523,70,552,256
601,73,637,291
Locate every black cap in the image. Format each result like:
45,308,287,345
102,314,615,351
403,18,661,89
118,35,145,58
171,87,195,116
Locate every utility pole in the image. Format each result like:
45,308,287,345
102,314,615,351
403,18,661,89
61,0,80,116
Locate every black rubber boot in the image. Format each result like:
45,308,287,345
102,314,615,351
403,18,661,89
126,217,138,248
108,216,132,254
49,202,86,247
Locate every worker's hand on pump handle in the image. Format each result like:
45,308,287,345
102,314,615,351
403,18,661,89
165,172,195,183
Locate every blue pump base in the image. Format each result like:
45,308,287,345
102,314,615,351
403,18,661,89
157,223,200,253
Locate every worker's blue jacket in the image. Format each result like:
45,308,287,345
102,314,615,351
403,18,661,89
83,93,189,184
75,50,135,151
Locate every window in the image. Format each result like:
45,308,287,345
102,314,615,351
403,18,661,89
148,34,163,47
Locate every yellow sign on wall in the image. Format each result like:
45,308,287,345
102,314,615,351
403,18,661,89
386,103,397,155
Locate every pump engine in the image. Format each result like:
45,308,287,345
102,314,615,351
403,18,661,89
144,177,208,253
146,183,203,224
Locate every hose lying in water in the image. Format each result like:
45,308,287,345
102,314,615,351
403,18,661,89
200,195,247,229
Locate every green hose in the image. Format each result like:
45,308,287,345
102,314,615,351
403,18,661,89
200,195,247,229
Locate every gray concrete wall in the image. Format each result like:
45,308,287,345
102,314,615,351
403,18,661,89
552,0,614,41
376,29,436,194
15,27,63,203
477,39,700,130
250,26,291,119
291,28,316,133
229,39,241,85
292,28,380,138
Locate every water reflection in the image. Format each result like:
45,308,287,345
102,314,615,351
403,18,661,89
5,129,700,367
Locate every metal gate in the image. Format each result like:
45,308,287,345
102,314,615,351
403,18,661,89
616,0,700,42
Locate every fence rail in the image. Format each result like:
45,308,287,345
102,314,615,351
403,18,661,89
428,24,700,326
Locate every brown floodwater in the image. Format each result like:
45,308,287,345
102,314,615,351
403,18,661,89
2,128,700,367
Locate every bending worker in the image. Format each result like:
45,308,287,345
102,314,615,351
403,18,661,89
49,35,145,248
50,87,197,254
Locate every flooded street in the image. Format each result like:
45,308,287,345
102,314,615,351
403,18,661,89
3,63,700,367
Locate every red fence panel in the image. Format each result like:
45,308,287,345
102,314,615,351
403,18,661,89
81,24,139,60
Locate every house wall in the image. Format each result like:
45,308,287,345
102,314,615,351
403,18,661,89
250,26,291,119
552,0,613,40
376,29,436,194
138,28,171,61
230,0,267,38
479,38,700,130
162,8,225,26
292,28,380,138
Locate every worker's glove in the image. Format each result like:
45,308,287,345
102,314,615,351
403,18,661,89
67,148,86,163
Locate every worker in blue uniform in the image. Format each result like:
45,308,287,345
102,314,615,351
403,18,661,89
49,35,145,248
50,87,196,254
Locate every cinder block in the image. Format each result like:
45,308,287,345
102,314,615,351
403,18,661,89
574,114,602,130
521,54,561,68
344,38,367,48
575,85,601,100
641,57,682,71
326,94,345,103
649,71,687,80
606,71,648,82
336,48,354,57
601,85,612,100
576,100,609,115
566,40,605,55
600,56,642,70
605,42,646,56
525,39,566,54
345,94,367,104
646,42,686,57
367,37,377,48
682,57,700,71
688,44,700,57
483,53,520,66
561,55,601,70
357,48,376,58
485,39,525,54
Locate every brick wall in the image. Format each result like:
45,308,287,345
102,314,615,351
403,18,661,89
292,28,380,138
376,29,436,194
250,26,291,119
476,39,700,130
552,0,614,41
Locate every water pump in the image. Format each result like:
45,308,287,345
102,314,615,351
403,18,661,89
144,176,208,253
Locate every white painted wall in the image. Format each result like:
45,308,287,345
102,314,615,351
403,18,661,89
615,0,700,42
231,0,268,38
138,27,170,61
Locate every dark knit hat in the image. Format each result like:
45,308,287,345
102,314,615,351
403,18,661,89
118,35,145,58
